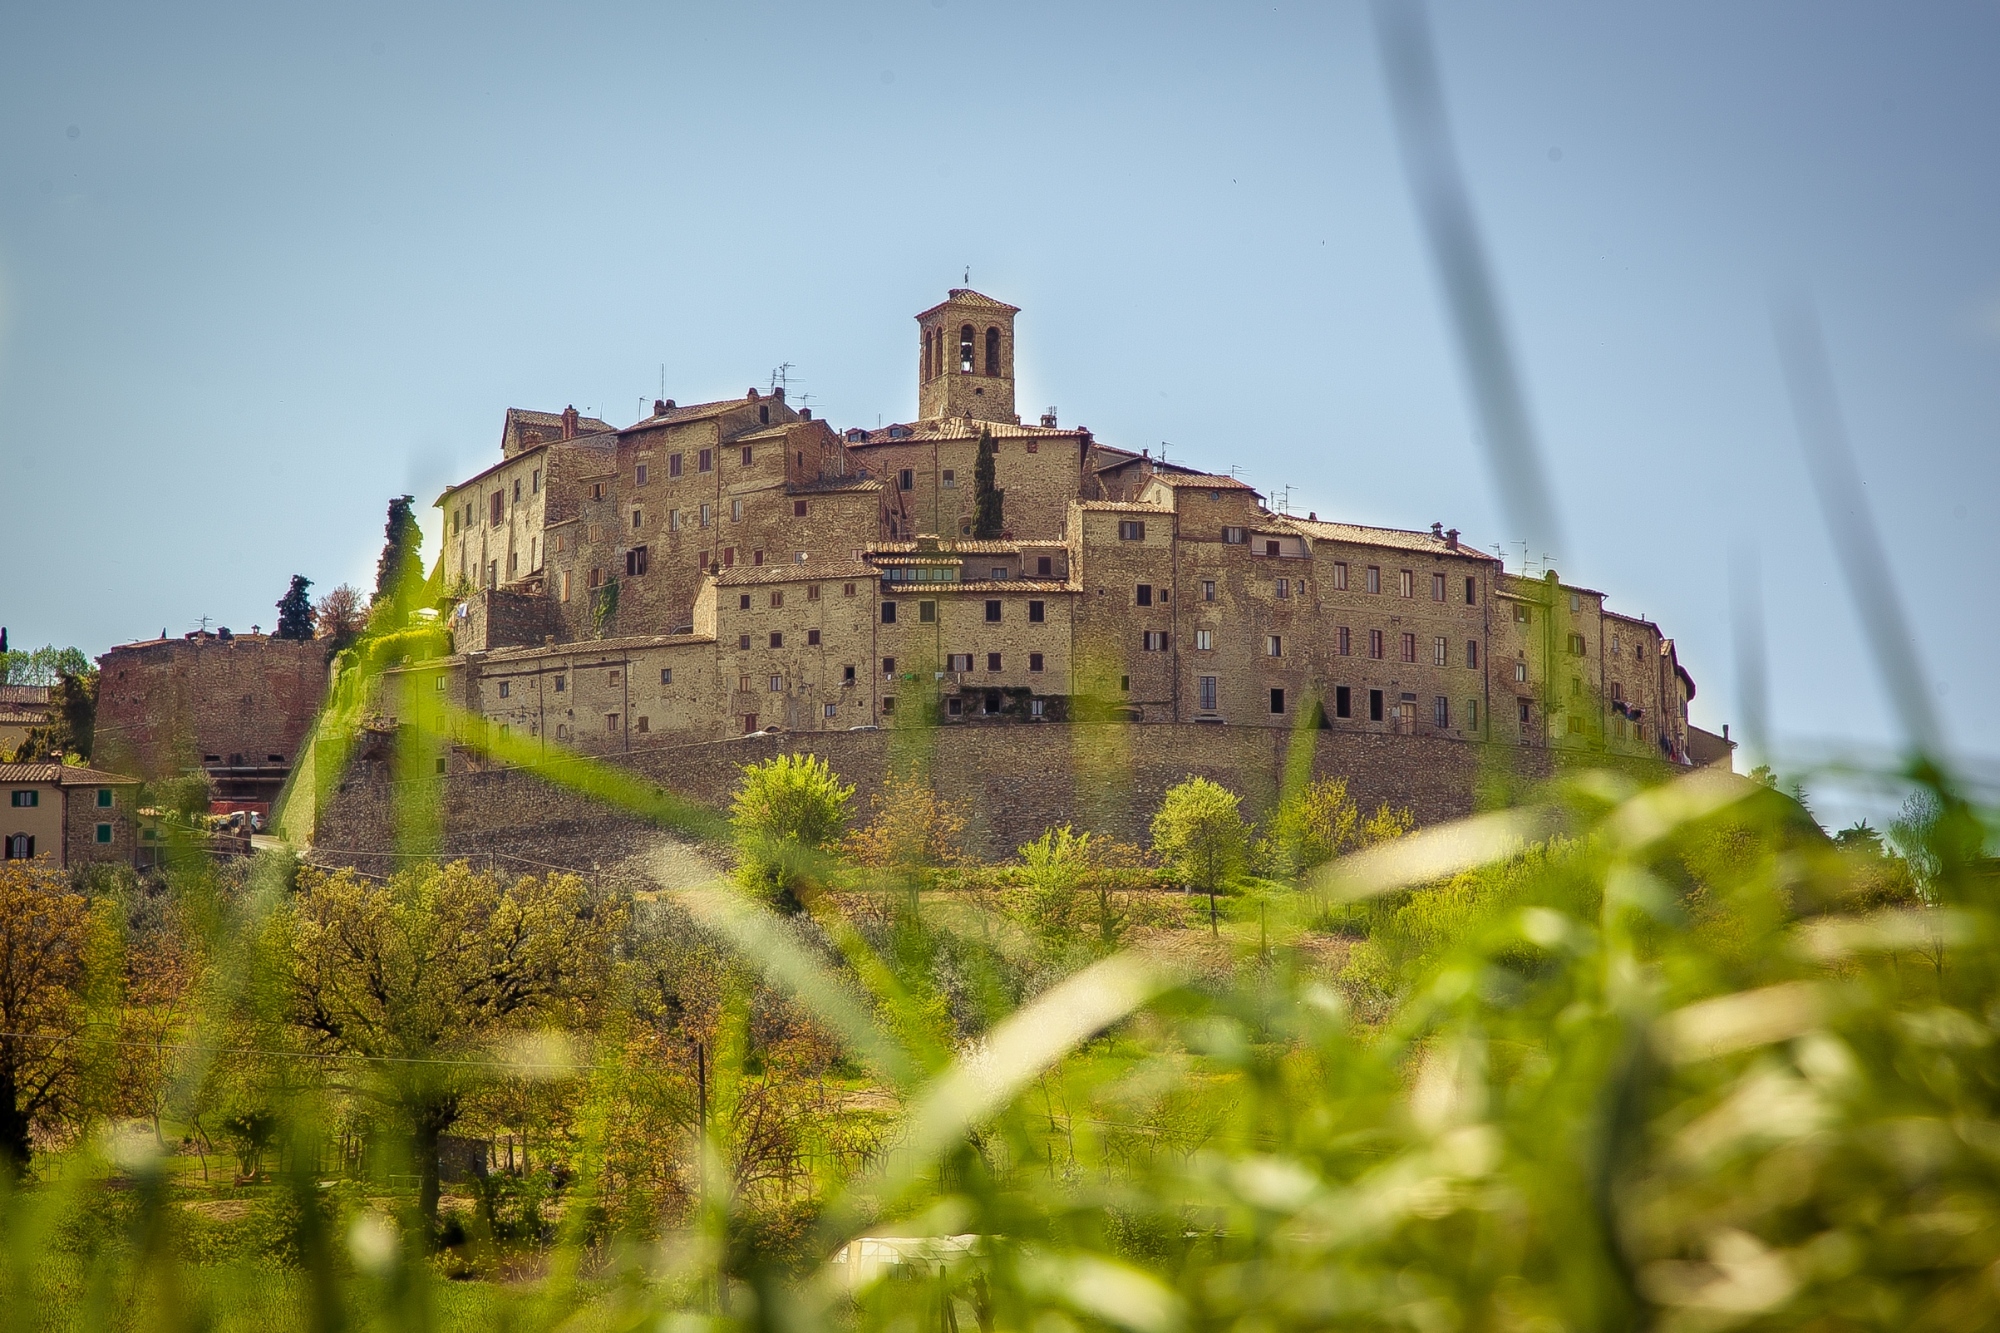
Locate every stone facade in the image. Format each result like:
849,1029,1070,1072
95,631,329,811
0,763,141,870
389,287,1702,813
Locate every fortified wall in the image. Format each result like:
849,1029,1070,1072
308,720,1667,880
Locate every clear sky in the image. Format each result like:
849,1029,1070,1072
3,2,1995,797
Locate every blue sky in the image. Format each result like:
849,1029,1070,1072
3,2,1996,795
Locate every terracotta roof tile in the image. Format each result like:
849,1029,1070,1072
1284,518,1501,562
715,559,878,588
1074,501,1172,513
916,288,1021,318
0,763,139,785
845,418,1082,446
1145,472,1258,491
0,685,51,706
619,396,779,434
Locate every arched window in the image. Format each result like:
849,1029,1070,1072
921,328,932,381
985,326,1000,375
959,324,975,373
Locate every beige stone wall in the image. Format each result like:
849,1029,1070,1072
95,634,328,779
715,565,881,734
1069,504,1180,712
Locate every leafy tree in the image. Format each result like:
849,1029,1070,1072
10,668,97,764
730,753,854,912
971,426,1003,538
840,771,968,883
1258,776,1412,881
0,644,89,688
281,861,623,1236
1150,776,1249,934
273,575,315,641
313,583,363,655
371,495,425,622
0,860,92,1170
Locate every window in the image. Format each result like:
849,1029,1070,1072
1194,629,1213,651
1432,573,1446,601
731,498,744,523
3,834,31,860
948,654,973,672
1466,640,1479,669
770,590,784,608
739,675,753,692
1199,676,1219,711
1430,696,1447,727
1143,631,1169,651
1267,634,1282,657
1119,520,1147,541
533,468,542,493
1029,652,1044,673
1028,600,1045,623
898,468,915,491
753,550,764,566
739,634,752,649
1136,584,1152,606
700,503,713,528
1468,699,1478,729
435,676,446,691
1202,580,1216,602
490,492,504,526
881,697,895,714
808,629,821,646
947,697,964,717
1433,636,1449,666
669,509,682,532
636,463,649,486
985,325,1000,374
919,600,936,623
1037,556,1053,577
844,582,856,597
96,823,113,844
942,469,956,488
1513,602,1530,623
743,714,759,732
1223,526,1247,545
883,602,897,623
555,674,567,692
660,668,673,684
769,632,783,649
699,448,714,472
1275,578,1289,600
882,657,896,678
637,716,650,734
1515,659,1528,683
794,499,808,517
1569,633,1588,657
1369,629,1384,659
498,681,511,699
10,791,38,807
627,546,649,576
1332,561,1348,590
1399,569,1414,598
1370,689,1385,722
1029,698,1046,717
1270,688,1286,714
769,675,783,692
607,713,620,732
1465,576,1477,605
986,600,1002,622
987,652,1002,671
488,561,499,588
741,446,754,466
1335,685,1352,718
609,670,620,685
1401,632,1417,663
1338,626,1351,656
1571,592,1582,612
670,453,683,478
824,702,838,719
591,483,605,502
1366,565,1381,594
1120,675,1130,692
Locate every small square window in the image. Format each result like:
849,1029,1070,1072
771,590,784,608
987,652,1002,671
499,681,511,699
636,463,649,486
96,788,113,808
555,675,567,692
739,593,752,610
882,602,897,624
794,499,808,517
1270,688,1285,714
739,634,752,649
637,716,650,733
807,584,820,601
1136,584,1152,607
1036,556,1053,577
824,702,837,718
941,469,956,488
919,600,936,623
985,600,1002,623
769,632,783,649
1028,600,1045,623
844,582,856,596
1202,580,1216,602
1029,652,1044,672
1266,634,1282,657
661,668,673,684
1195,629,1213,651
769,675,783,692
96,823,113,844
1366,565,1382,594
1335,685,1352,718
843,664,856,683
808,629,821,646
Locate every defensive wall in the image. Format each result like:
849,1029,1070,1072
308,720,1669,880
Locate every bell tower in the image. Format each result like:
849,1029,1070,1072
915,288,1020,424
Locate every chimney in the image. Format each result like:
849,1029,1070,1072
653,399,670,416
561,405,579,440
1041,407,1058,428
771,386,784,403
1308,511,1316,521
1431,522,1443,538
747,387,760,400
1446,527,1459,550
800,408,812,420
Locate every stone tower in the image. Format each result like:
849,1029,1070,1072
916,288,1020,424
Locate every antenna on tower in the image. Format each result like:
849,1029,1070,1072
769,363,795,393
658,364,665,397
963,266,969,285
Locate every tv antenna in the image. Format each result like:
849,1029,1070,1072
963,265,970,284
769,363,795,393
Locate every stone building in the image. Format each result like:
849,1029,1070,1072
95,629,330,813
396,288,1700,769
0,762,142,869
0,685,51,758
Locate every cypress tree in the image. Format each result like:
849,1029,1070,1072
373,495,424,618
274,575,315,641
972,427,1004,539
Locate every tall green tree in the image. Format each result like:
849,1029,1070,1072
972,426,1004,538
730,753,854,912
0,860,91,1171
0,644,89,688
1150,776,1249,934
371,495,425,621
10,669,97,764
273,575,315,641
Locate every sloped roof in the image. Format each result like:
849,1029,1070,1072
1144,472,1258,491
0,763,139,785
620,395,784,434
715,559,878,588
867,539,1026,555
1074,501,1172,514
790,475,884,496
0,685,51,706
916,288,1021,319
845,418,1082,446
1284,518,1501,562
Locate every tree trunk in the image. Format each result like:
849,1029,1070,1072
412,1104,455,1243
0,1063,30,1173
